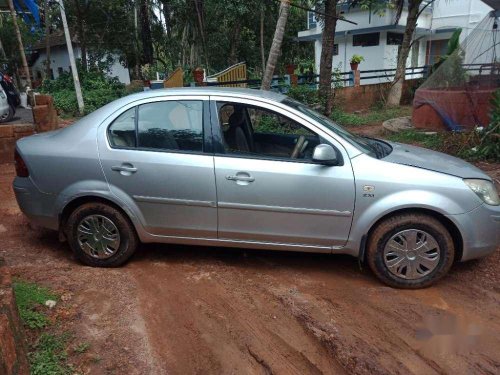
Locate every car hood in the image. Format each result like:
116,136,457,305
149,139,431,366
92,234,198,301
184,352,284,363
383,141,490,180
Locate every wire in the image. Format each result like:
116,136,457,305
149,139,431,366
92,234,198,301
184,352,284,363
268,0,357,25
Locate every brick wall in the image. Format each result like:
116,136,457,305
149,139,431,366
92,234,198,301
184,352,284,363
0,261,30,375
0,125,35,164
334,79,421,112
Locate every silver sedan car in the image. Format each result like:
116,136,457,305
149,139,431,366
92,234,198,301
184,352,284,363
13,88,500,288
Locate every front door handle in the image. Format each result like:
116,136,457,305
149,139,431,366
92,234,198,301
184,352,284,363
226,172,255,185
111,163,137,175
226,175,255,182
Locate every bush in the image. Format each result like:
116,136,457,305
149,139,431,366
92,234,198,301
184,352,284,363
287,85,322,108
40,67,126,115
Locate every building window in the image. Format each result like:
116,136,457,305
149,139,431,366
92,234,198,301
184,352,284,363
426,39,450,65
411,42,420,67
308,11,317,29
353,33,380,47
333,44,339,56
387,32,404,45
57,67,63,75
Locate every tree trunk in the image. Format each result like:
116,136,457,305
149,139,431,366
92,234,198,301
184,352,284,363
161,0,172,35
44,0,52,79
193,0,209,69
261,0,290,90
139,0,154,65
318,0,338,116
73,1,87,70
228,23,242,66
8,0,31,88
260,8,266,74
386,0,421,106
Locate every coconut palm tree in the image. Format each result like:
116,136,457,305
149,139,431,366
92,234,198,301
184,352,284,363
386,0,424,106
317,0,339,115
261,0,291,90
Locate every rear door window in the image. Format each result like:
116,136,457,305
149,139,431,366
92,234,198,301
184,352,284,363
137,101,203,152
108,108,136,148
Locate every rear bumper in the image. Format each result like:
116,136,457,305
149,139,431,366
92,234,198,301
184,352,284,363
447,203,500,261
13,177,58,230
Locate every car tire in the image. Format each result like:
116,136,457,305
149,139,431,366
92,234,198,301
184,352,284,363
0,105,13,123
66,202,139,267
366,213,455,289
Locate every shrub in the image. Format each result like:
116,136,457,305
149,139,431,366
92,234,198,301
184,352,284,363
287,85,322,108
40,67,126,115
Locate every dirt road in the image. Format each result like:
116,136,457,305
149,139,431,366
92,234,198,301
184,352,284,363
1,163,499,374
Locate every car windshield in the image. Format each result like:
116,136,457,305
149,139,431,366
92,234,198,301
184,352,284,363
282,98,385,158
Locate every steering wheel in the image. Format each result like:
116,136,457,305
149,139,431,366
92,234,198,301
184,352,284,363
291,135,306,159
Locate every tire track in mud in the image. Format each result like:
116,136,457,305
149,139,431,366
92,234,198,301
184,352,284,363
129,252,347,374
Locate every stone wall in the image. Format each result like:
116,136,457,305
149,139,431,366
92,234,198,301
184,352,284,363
0,261,30,375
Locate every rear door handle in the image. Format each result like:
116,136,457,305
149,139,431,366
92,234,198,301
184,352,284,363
111,164,137,175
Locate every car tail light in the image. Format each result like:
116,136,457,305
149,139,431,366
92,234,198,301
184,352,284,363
14,149,29,177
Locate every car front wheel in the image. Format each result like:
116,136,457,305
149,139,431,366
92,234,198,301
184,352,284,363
366,213,455,288
66,202,138,267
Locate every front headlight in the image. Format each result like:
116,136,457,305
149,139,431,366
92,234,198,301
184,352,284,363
464,179,500,206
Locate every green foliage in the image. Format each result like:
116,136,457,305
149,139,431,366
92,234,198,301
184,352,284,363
460,90,500,162
287,85,322,108
331,106,412,127
40,67,126,115
73,342,91,354
350,54,365,64
385,130,445,150
30,333,72,375
13,281,57,329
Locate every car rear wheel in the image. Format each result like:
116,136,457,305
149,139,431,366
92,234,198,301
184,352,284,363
66,202,138,267
366,213,455,288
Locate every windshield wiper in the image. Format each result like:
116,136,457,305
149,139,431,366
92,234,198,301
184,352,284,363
362,137,383,158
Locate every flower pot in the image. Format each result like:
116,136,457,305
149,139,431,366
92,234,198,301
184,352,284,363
193,68,204,85
350,62,359,71
285,64,296,75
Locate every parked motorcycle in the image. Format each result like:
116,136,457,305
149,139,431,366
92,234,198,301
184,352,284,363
0,72,20,122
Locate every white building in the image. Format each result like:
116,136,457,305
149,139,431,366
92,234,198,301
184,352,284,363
29,34,131,86
297,0,492,84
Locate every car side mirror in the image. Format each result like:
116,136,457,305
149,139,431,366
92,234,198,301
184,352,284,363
312,144,339,166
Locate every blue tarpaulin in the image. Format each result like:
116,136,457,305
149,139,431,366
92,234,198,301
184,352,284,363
13,0,40,28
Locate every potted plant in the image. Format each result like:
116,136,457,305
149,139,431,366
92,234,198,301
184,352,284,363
350,55,364,71
285,63,296,75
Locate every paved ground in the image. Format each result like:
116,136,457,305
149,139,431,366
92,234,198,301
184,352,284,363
5,107,33,125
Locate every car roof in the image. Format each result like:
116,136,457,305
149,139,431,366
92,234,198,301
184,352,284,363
126,87,287,102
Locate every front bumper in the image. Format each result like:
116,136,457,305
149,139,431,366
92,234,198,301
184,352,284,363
447,203,500,261
13,177,58,230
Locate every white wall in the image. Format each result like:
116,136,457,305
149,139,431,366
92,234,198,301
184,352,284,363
300,1,493,85
31,46,131,84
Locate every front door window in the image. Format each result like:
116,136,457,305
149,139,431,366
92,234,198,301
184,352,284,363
217,102,322,161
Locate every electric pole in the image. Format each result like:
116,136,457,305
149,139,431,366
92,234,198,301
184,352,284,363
57,0,84,114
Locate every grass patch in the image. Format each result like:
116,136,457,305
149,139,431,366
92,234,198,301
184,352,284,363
332,106,412,127
30,333,72,375
13,280,57,329
13,280,75,374
73,342,90,354
385,129,445,150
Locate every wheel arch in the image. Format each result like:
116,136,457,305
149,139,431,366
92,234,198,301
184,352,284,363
361,207,463,263
59,195,140,239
